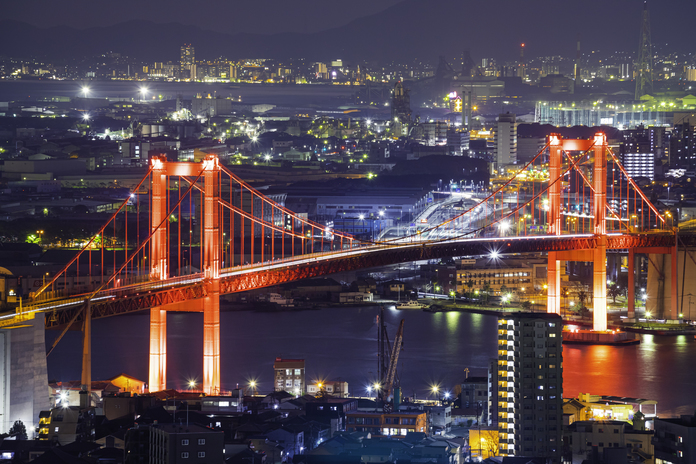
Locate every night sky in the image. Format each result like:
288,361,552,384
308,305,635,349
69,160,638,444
2,0,694,62
2,0,403,34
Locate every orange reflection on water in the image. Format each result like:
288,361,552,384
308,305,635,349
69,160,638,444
563,342,645,400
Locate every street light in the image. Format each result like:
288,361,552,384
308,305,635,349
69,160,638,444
139,86,149,102
450,290,456,304
81,86,90,98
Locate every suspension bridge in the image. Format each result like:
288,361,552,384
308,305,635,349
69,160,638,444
0,132,690,395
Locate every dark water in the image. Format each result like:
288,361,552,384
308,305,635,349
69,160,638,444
0,80,358,106
46,307,696,417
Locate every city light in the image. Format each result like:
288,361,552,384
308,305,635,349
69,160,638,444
82,113,90,121
81,86,90,98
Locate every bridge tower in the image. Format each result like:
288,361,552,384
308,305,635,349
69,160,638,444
149,157,168,393
148,155,221,394
592,134,608,331
545,134,608,331
546,135,562,316
202,157,221,395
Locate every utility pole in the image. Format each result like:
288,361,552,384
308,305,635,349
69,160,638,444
635,1,653,100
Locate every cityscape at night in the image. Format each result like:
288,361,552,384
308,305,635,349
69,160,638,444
1,1,696,463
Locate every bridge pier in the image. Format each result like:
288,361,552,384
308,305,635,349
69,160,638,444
203,282,220,395
547,252,561,315
148,307,167,392
592,237,608,331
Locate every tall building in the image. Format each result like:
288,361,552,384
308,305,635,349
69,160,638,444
273,358,305,394
497,312,563,462
180,44,195,80
494,113,517,169
670,123,696,168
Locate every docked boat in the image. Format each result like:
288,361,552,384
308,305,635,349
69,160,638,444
396,300,427,310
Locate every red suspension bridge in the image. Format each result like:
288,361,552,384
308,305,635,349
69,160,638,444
0,132,691,395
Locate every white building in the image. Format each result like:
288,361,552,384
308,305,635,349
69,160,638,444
494,113,517,168
621,152,655,180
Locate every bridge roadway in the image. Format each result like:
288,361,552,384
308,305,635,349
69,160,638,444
0,232,686,330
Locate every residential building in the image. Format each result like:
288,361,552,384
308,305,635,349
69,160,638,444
425,405,452,435
494,113,517,168
497,312,563,462
346,409,428,438
305,398,358,435
307,381,349,398
654,412,696,464
461,376,488,424
47,406,96,445
201,391,245,414
565,418,653,464
124,423,224,464
274,358,306,395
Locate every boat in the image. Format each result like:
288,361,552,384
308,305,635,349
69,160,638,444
261,293,294,307
395,300,428,310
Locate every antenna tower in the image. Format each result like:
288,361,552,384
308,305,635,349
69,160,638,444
635,1,653,100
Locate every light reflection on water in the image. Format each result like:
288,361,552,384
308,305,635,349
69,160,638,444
46,308,696,415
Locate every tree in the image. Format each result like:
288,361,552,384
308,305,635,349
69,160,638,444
608,284,624,304
482,282,492,304
479,429,500,458
521,301,532,311
500,284,509,299
466,279,475,300
577,289,589,309
9,420,27,440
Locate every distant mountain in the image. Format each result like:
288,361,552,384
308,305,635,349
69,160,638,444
1,0,694,63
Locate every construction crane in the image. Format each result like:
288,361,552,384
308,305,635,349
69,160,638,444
376,306,404,409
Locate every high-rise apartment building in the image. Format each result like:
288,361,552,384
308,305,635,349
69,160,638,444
273,358,305,395
180,44,195,80
497,312,563,463
494,113,517,169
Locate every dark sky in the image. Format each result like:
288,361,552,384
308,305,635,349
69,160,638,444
2,0,404,34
